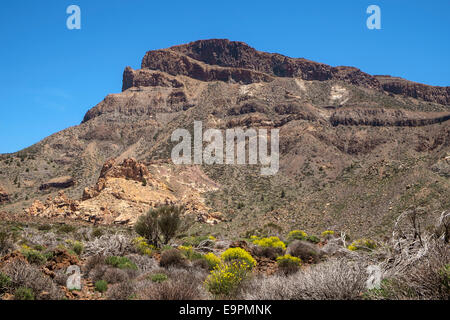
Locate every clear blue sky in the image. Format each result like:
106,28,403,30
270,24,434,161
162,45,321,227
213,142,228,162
0,0,449,153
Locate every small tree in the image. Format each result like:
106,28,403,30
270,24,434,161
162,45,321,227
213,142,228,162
134,205,184,247
158,205,182,245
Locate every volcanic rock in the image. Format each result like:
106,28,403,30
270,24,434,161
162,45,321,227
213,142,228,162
39,176,75,191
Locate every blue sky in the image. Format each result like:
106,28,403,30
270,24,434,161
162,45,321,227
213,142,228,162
0,0,449,153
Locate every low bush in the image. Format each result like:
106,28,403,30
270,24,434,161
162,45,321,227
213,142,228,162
95,280,108,293
287,240,322,263
133,237,154,256
14,287,34,300
221,247,256,269
178,245,203,260
202,252,221,270
103,268,129,284
105,256,138,270
0,272,12,293
321,230,335,238
252,236,286,250
251,246,283,259
276,254,302,275
287,230,308,241
137,269,206,300
106,281,135,300
347,239,377,251
159,249,187,269
307,235,320,244
65,240,84,256
150,273,168,283
20,244,47,265
205,260,252,298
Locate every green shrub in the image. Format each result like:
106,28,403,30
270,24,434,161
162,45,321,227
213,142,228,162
307,235,320,244
57,224,76,234
14,287,34,300
221,247,256,269
205,260,252,297
287,230,308,241
276,254,302,275
20,245,46,265
150,273,168,283
65,240,84,256
252,236,286,250
92,228,103,238
0,272,12,293
182,235,209,247
95,280,108,293
178,245,203,260
202,253,221,270
105,256,137,270
135,205,184,247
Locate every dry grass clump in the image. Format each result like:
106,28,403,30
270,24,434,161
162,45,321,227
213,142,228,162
287,240,323,263
136,268,208,300
106,281,136,300
159,249,187,269
83,234,134,257
240,258,368,300
1,259,63,300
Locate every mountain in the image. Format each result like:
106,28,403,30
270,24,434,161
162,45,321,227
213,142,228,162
0,39,449,239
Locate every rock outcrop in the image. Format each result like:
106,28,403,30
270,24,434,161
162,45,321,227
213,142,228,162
39,176,75,191
26,158,223,225
0,186,8,204
376,75,450,105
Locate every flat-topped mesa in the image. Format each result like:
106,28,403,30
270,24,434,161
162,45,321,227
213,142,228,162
139,39,380,89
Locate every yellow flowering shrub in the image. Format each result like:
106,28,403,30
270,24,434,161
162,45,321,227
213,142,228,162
133,237,155,256
321,230,335,238
20,244,46,265
203,252,221,270
204,260,251,297
348,239,377,251
287,230,308,241
221,247,257,269
252,236,286,250
276,254,302,266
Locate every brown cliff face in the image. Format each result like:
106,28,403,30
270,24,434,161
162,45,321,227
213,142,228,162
376,75,450,105
132,39,450,105
138,39,379,89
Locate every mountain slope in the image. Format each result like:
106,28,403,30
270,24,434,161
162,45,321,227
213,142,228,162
0,39,449,239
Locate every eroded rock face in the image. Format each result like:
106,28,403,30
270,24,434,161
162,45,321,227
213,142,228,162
140,39,379,89
376,75,450,105
39,176,75,191
26,158,223,226
0,186,9,204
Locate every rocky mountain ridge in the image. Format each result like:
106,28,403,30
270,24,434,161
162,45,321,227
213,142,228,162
0,39,449,239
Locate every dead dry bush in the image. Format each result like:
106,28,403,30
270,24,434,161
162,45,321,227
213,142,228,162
2,259,63,300
240,258,368,300
136,268,207,300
